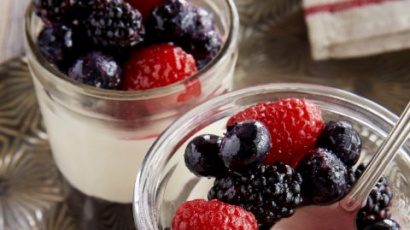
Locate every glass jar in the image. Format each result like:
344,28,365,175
134,83,410,229
24,0,239,229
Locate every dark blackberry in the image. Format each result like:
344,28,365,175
86,0,145,49
149,0,222,68
33,0,106,25
352,164,394,230
363,219,401,230
317,121,362,167
220,121,271,172
37,24,76,70
68,51,122,89
297,148,350,204
184,134,226,177
33,0,71,24
208,163,303,229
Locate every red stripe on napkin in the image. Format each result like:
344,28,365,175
305,0,400,15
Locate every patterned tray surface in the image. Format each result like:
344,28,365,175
1,0,410,229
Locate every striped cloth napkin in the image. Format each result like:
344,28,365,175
304,0,410,60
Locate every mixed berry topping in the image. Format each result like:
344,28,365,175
318,121,362,167
172,199,258,230
227,98,325,167
122,44,197,90
208,163,303,229
176,98,401,229
220,121,271,172
148,0,222,68
297,148,350,204
68,51,122,89
184,134,226,177
34,0,223,90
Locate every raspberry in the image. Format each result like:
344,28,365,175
297,148,350,204
172,199,258,230
68,51,122,89
86,0,145,49
149,0,222,69
124,0,165,20
122,44,198,90
209,163,303,229
318,121,362,167
227,98,325,167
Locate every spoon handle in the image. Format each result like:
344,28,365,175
341,102,410,212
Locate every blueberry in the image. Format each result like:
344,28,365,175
184,134,226,177
149,0,222,69
37,24,76,70
297,148,350,204
219,121,271,172
317,121,362,167
68,52,122,89
363,219,401,230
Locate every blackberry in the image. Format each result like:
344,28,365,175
33,0,106,25
298,148,350,204
363,219,401,230
184,134,226,177
86,0,145,48
149,0,222,68
68,51,122,89
208,163,303,229
352,164,394,230
317,121,362,167
220,121,271,172
37,24,76,70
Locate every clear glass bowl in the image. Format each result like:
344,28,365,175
24,0,239,229
134,83,410,229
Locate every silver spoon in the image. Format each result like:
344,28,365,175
274,102,410,230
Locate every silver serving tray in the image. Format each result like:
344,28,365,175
0,1,410,229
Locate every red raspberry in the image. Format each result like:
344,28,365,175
125,0,165,20
227,98,325,167
122,43,198,90
172,199,258,230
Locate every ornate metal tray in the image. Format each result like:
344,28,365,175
0,1,409,229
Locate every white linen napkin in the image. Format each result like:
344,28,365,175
304,0,410,60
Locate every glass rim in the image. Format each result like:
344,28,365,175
24,0,239,100
133,83,403,229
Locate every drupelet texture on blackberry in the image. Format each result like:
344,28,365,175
208,163,303,229
318,121,362,167
298,148,350,204
149,0,222,68
33,0,106,25
352,164,395,230
86,0,145,49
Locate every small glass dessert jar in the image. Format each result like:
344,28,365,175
134,83,410,229
24,0,238,229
